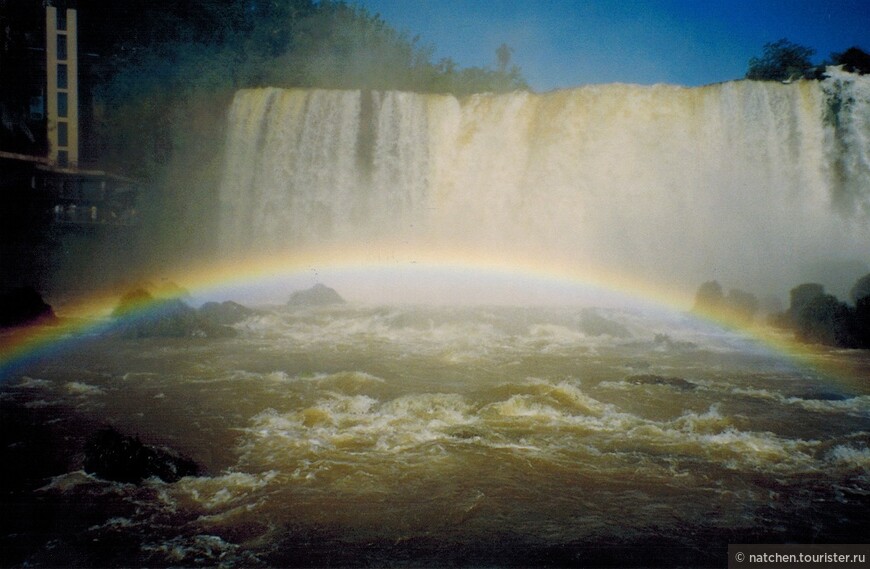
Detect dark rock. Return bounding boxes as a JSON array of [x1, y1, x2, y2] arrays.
[[692, 281, 725, 314], [795, 293, 857, 347], [287, 283, 345, 307], [111, 289, 236, 338], [789, 283, 825, 318], [850, 273, 870, 304], [770, 277, 870, 349], [652, 334, 697, 351], [578, 309, 631, 338], [83, 427, 199, 484], [0, 286, 57, 327], [626, 374, 697, 390], [198, 300, 255, 325], [111, 288, 153, 318], [691, 281, 758, 324]]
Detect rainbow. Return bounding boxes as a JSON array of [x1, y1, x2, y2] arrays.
[[0, 245, 861, 384]]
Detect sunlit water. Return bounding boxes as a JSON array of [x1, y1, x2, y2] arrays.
[[2, 305, 868, 567], [220, 71, 870, 298]]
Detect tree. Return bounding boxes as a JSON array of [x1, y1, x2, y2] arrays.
[[746, 39, 815, 81], [496, 43, 513, 73], [831, 46, 870, 75]]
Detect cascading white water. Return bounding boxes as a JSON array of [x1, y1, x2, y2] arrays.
[[219, 70, 870, 298]]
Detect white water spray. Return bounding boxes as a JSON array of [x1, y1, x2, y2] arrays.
[[219, 72, 870, 298]]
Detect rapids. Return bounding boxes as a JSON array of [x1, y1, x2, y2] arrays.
[[2, 305, 868, 567]]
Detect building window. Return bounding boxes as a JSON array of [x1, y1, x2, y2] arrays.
[[58, 64, 68, 89], [57, 9, 67, 31], [29, 95, 44, 120], [58, 150, 69, 167], [58, 92, 68, 118], [57, 34, 67, 61], [58, 121, 68, 147]]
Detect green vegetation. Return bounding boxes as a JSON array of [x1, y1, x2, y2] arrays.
[[745, 38, 816, 81], [80, 0, 528, 174], [61, 0, 529, 257], [746, 39, 870, 81], [831, 47, 870, 75]]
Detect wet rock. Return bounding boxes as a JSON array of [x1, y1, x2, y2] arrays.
[[626, 374, 697, 390], [652, 334, 697, 351], [0, 286, 57, 327], [578, 309, 631, 338], [287, 283, 345, 307], [198, 300, 256, 325], [83, 427, 199, 484], [111, 289, 236, 338]]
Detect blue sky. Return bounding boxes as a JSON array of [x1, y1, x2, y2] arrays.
[[352, 0, 870, 91]]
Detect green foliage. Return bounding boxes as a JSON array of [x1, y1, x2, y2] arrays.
[[746, 39, 815, 81], [72, 0, 528, 260], [90, 0, 527, 177], [831, 46, 870, 75], [849, 273, 870, 304]]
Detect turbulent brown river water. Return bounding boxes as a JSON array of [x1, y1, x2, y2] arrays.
[[2, 304, 868, 567]]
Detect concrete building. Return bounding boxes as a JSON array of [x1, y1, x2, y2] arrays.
[[45, 5, 79, 168], [0, 3, 139, 230]]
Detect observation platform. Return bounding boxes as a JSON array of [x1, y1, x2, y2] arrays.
[[0, 151, 140, 230]]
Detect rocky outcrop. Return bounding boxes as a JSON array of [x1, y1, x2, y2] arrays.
[[768, 275, 870, 349], [111, 289, 237, 338], [83, 427, 199, 484], [198, 300, 256, 325], [287, 283, 345, 307], [0, 286, 57, 327]]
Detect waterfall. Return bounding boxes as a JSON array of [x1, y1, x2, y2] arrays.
[[218, 71, 870, 297]]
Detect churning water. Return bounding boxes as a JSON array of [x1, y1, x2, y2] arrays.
[[4, 72, 870, 567], [2, 305, 869, 567]]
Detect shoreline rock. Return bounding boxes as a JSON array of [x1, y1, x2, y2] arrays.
[[0, 286, 58, 328]]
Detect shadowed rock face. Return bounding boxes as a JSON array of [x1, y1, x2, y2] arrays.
[[287, 283, 345, 307], [0, 287, 57, 328], [111, 289, 240, 338], [198, 300, 256, 325], [83, 427, 199, 484]]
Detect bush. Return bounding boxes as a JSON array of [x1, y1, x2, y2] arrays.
[[746, 39, 815, 81], [831, 47, 870, 75]]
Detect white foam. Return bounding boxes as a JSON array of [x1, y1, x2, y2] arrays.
[[65, 381, 105, 396], [176, 470, 279, 510], [826, 444, 870, 469], [14, 376, 53, 389]]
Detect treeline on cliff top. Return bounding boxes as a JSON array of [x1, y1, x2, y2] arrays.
[[1, 0, 529, 257], [745, 38, 870, 81], [37, 0, 526, 177]]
